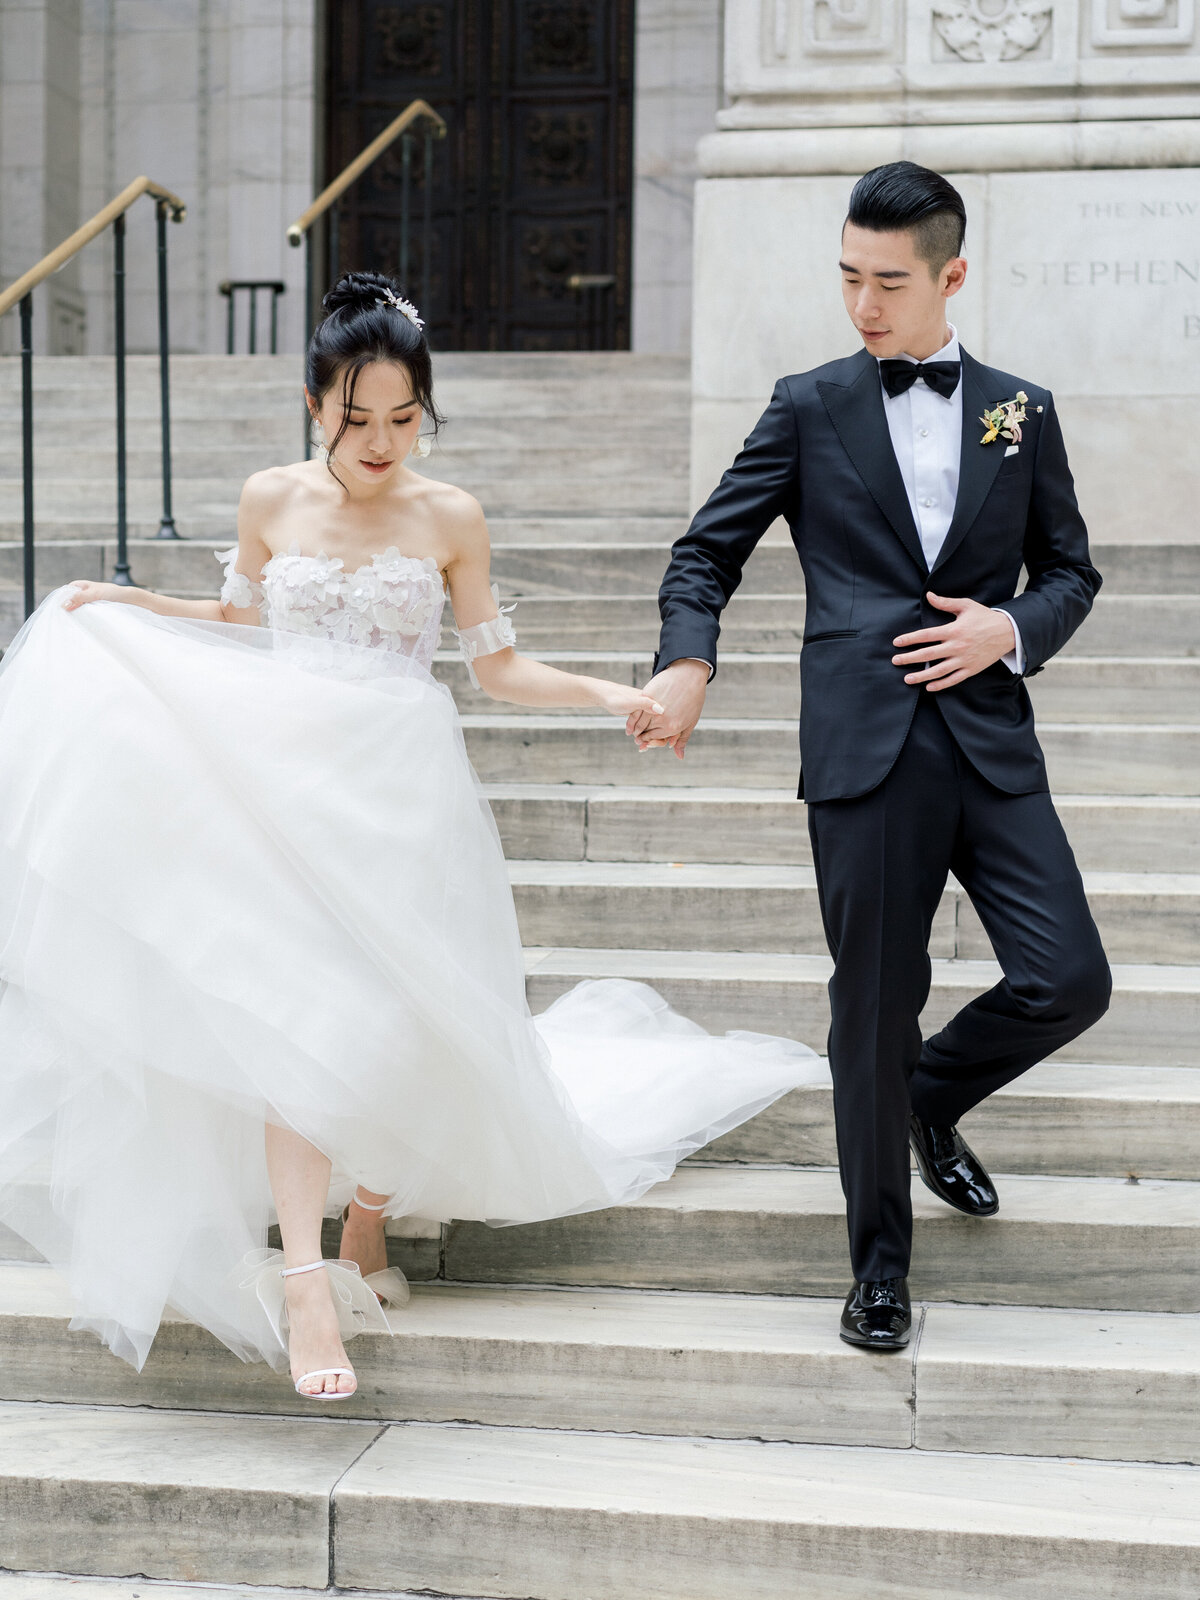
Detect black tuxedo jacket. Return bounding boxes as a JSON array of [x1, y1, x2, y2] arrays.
[[655, 346, 1102, 803]]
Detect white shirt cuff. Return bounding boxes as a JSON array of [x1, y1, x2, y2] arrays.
[[678, 656, 715, 681], [992, 608, 1025, 675]]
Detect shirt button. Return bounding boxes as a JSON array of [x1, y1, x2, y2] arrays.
[[923, 497, 935, 507], [919, 428, 930, 437]]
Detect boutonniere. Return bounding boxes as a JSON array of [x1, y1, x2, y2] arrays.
[[979, 390, 1043, 446]]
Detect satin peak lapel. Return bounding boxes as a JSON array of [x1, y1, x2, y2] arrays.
[[818, 355, 927, 576], [929, 351, 1011, 576]]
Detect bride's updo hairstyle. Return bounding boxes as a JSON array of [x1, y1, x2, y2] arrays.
[[305, 268, 446, 475]]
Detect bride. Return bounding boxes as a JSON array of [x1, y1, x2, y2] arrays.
[[0, 271, 817, 1400]]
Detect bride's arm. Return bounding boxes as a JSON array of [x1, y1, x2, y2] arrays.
[[443, 495, 662, 717], [62, 583, 227, 621], [62, 474, 276, 623]]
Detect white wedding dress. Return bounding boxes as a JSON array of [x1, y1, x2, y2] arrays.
[[0, 545, 820, 1369]]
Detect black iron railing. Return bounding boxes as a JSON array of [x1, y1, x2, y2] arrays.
[[287, 99, 447, 459], [0, 176, 187, 614], [219, 280, 286, 355], [568, 274, 617, 352]]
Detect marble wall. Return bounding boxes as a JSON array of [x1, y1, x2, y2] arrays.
[[633, 0, 722, 353], [689, 165, 1200, 538], [0, 0, 84, 353], [687, 0, 1200, 536], [1, 0, 317, 356]]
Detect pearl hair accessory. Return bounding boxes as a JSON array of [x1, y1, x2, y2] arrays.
[[375, 287, 425, 329]]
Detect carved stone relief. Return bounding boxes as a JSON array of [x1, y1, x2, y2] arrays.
[[931, 0, 1053, 60], [802, 0, 899, 53], [1090, 0, 1194, 44]]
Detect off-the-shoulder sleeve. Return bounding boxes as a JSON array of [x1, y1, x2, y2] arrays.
[[454, 584, 516, 689], [216, 546, 267, 622]]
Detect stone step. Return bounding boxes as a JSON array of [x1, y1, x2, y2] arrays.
[[0, 1400, 376, 1590], [0, 442, 693, 485], [0, 346, 689, 383], [507, 860, 1200, 963], [463, 716, 1200, 796], [0, 410, 688, 450], [701, 1060, 1200, 1179], [0, 473, 689, 520], [0, 513, 690, 548], [1, 1264, 1197, 1465], [450, 592, 1199, 654], [4, 536, 1195, 606], [482, 540, 1200, 596], [444, 1163, 1200, 1312], [0, 537, 764, 597], [485, 783, 1200, 873], [524, 948, 1200, 1068], [329, 1423, 1200, 1599], [0, 1582, 333, 1600], [3, 1400, 1196, 1598], [438, 649, 1200, 725]]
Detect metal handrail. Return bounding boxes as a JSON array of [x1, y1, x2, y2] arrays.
[[288, 99, 447, 459], [1, 176, 187, 617], [219, 280, 286, 354], [0, 176, 185, 317], [286, 100, 445, 246]]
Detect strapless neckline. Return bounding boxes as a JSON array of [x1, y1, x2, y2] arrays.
[[262, 545, 443, 583]]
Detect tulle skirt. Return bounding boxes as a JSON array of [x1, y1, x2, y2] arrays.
[[0, 593, 820, 1368]]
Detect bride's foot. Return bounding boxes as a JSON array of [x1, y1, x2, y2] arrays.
[[339, 1191, 390, 1281], [282, 1263, 356, 1398]]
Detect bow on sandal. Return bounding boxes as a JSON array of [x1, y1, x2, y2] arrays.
[[339, 1190, 412, 1308], [237, 1248, 394, 1398]]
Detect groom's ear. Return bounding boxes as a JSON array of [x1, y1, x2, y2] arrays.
[[941, 256, 968, 299]]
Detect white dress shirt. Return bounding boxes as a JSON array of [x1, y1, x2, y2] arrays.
[[680, 323, 1023, 678], [879, 323, 1024, 674]]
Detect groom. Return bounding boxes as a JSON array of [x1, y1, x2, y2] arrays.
[[629, 161, 1111, 1350]]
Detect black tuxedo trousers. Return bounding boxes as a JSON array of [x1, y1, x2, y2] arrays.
[[807, 693, 1111, 1283]]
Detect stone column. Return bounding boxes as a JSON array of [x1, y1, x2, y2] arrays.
[[633, 0, 723, 354], [689, 0, 1200, 539], [0, 0, 84, 354]]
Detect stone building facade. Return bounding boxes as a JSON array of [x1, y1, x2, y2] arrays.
[[2, 0, 1195, 531], [691, 0, 1200, 530], [0, 0, 722, 357]]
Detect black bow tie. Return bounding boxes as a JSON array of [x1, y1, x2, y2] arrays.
[[880, 359, 961, 399]]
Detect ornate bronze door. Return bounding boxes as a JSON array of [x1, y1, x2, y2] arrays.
[[325, 0, 633, 350]]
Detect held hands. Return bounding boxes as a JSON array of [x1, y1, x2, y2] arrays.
[[592, 681, 666, 720], [892, 593, 1016, 692], [624, 659, 709, 760]]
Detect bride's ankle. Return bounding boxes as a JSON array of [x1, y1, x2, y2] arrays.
[[283, 1264, 336, 1306]]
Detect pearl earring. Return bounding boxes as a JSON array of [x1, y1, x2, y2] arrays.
[[309, 417, 327, 452], [411, 435, 432, 460]]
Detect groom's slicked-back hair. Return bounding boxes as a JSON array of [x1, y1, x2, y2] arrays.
[[846, 162, 966, 275]]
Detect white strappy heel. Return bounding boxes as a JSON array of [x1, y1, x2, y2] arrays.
[[280, 1259, 360, 1400], [340, 1189, 412, 1308]]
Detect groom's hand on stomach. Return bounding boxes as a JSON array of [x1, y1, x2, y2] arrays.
[[626, 658, 710, 758], [892, 593, 1018, 691]]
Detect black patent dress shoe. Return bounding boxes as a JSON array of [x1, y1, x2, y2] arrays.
[[839, 1277, 911, 1350], [909, 1115, 999, 1218]]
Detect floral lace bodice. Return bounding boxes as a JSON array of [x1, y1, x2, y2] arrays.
[[217, 545, 515, 682]]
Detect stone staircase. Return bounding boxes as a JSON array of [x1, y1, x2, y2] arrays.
[[0, 353, 1197, 1599]]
